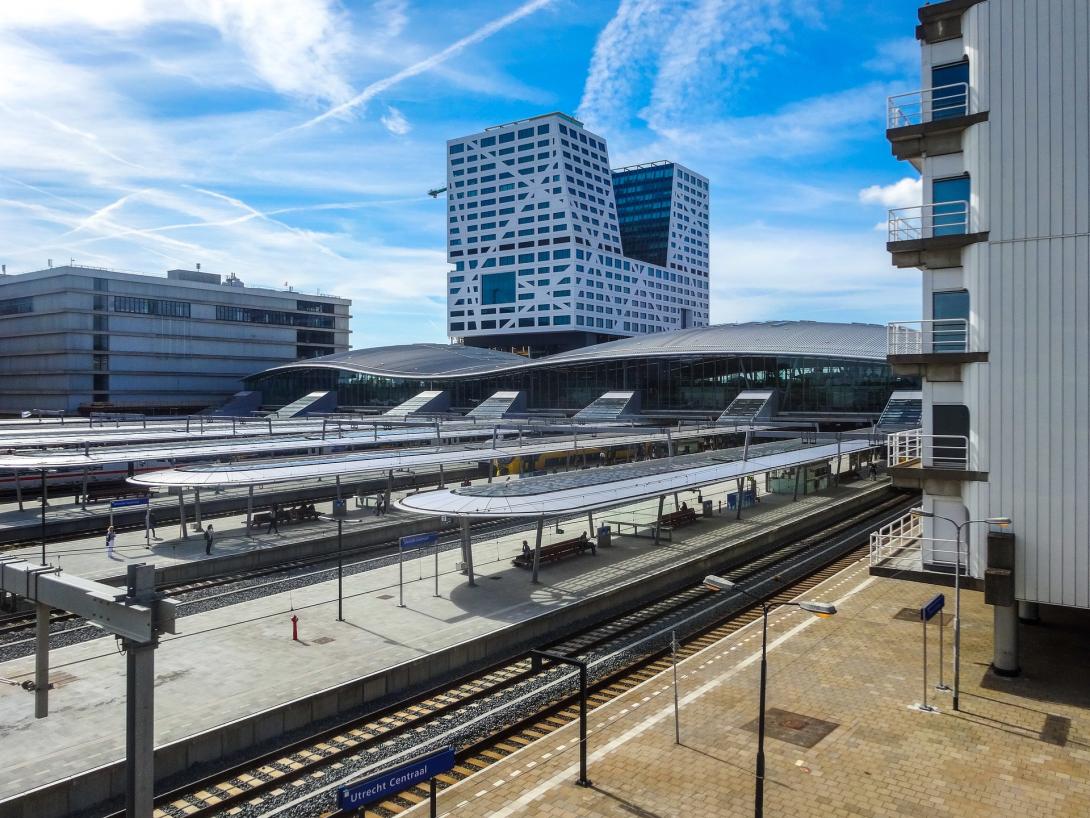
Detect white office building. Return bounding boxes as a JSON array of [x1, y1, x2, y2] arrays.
[[0, 264, 350, 415], [876, 0, 1090, 674], [445, 112, 710, 356]]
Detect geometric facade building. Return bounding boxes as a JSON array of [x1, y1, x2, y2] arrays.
[[445, 112, 710, 356], [881, 0, 1090, 675]]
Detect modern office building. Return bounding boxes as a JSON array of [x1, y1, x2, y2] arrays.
[[246, 320, 915, 418], [877, 0, 1090, 674], [0, 264, 350, 415], [445, 112, 710, 356]]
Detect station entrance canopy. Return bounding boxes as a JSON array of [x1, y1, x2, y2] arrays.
[[124, 425, 732, 490], [397, 438, 875, 518]]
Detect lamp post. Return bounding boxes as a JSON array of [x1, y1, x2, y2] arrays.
[[320, 515, 369, 622], [909, 509, 1010, 711], [703, 575, 837, 818]]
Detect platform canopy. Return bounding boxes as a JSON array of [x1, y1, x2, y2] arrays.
[[0, 424, 519, 471], [396, 438, 875, 518], [124, 425, 736, 489]]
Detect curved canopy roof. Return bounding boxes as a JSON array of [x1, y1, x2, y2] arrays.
[[255, 343, 527, 380], [397, 438, 876, 518], [250, 321, 887, 383]]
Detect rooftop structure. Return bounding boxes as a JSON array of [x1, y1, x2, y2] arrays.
[[444, 113, 710, 356], [245, 320, 918, 416], [0, 264, 350, 416]]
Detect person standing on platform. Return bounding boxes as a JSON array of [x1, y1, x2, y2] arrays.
[[373, 493, 382, 516], [267, 504, 280, 534], [869, 461, 878, 481], [106, 525, 117, 559], [204, 524, 215, 555]]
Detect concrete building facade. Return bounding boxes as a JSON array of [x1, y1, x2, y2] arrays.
[[883, 0, 1090, 673], [0, 265, 350, 415], [445, 113, 710, 356]]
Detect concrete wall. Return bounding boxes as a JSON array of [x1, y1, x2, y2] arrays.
[[0, 482, 891, 818]]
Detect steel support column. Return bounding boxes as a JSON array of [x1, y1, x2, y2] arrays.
[[35, 602, 49, 718], [125, 639, 155, 818], [461, 518, 476, 587], [654, 495, 665, 545], [532, 516, 544, 584], [246, 486, 253, 536]]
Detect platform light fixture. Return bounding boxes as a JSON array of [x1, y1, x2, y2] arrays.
[[905, 508, 1011, 710], [703, 574, 837, 818]]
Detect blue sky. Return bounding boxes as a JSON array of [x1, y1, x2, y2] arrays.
[[0, 0, 926, 348]]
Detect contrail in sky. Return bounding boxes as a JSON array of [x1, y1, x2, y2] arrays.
[[271, 0, 555, 141]]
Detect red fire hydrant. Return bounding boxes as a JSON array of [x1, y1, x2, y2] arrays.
[[291, 614, 299, 641]]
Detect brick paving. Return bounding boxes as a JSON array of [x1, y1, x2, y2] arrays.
[[412, 561, 1090, 818]]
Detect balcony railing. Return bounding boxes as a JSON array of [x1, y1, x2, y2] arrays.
[[888, 201, 969, 242], [887, 428, 969, 470], [887, 319, 969, 356], [887, 82, 969, 128], [869, 510, 962, 572]]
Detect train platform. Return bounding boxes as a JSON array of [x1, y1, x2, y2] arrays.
[[0, 476, 885, 807], [415, 561, 1090, 818], [0, 487, 436, 583]]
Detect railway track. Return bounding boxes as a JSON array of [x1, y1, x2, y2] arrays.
[[108, 490, 913, 818]]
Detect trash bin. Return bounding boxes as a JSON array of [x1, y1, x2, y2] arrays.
[[702, 499, 714, 518], [597, 525, 611, 549], [332, 498, 347, 518]]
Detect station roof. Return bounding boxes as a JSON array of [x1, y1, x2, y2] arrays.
[[251, 321, 888, 382], [396, 438, 875, 518], [0, 417, 363, 449], [126, 425, 741, 489], [0, 425, 517, 470]]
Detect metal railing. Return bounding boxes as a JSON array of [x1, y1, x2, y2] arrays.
[[887, 319, 969, 355], [869, 510, 961, 569], [887, 82, 969, 128], [888, 200, 969, 242], [887, 428, 970, 470]]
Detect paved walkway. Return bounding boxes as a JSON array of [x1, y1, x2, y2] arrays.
[[411, 562, 1090, 818], [0, 477, 879, 803]]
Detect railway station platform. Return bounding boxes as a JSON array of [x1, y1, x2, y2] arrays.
[[416, 561, 1090, 818], [0, 476, 889, 815]]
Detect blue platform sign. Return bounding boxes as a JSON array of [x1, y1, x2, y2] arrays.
[[110, 497, 148, 509], [399, 532, 438, 550], [920, 593, 945, 622], [337, 746, 455, 811]]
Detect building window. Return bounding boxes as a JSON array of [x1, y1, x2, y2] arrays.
[[113, 296, 191, 318], [93, 277, 109, 292], [297, 330, 334, 345], [92, 354, 109, 371], [481, 272, 516, 305], [296, 300, 334, 314], [931, 60, 969, 120], [0, 296, 33, 315], [216, 305, 333, 328], [932, 290, 969, 352], [932, 404, 970, 467], [93, 314, 109, 332], [932, 175, 970, 236], [93, 334, 109, 351], [93, 374, 109, 392]]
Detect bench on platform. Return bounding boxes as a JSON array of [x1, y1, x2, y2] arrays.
[[512, 534, 596, 569], [86, 487, 148, 505], [658, 506, 699, 531]]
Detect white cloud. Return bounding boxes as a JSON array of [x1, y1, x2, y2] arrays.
[[380, 106, 412, 135], [576, 0, 674, 131], [863, 37, 920, 77], [859, 177, 921, 209], [278, 0, 556, 137], [1, 1, 356, 104], [373, 0, 410, 39], [708, 223, 919, 324]]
